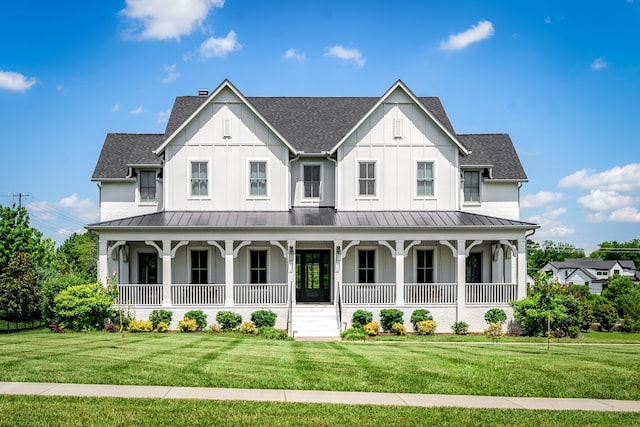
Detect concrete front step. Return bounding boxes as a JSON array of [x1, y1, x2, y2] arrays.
[[291, 305, 340, 338]]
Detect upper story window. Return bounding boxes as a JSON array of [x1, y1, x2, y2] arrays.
[[416, 162, 434, 197], [191, 161, 208, 196], [358, 161, 376, 197], [139, 171, 156, 202], [249, 161, 267, 196], [303, 164, 321, 199], [463, 170, 480, 202]]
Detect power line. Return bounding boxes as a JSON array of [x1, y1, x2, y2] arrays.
[[11, 192, 30, 208]]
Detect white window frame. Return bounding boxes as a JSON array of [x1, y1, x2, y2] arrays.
[[138, 170, 157, 204], [248, 159, 269, 199], [415, 160, 435, 199], [393, 118, 403, 139], [413, 246, 437, 283], [356, 247, 377, 284], [222, 118, 231, 139], [189, 160, 210, 199], [188, 248, 210, 284], [357, 160, 378, 199], [301, 163, 323, 202], [248, 247, 270, 284], [462, 170, 481, 204]]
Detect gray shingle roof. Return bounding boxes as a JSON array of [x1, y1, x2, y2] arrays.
[[92, 133, 164, 180], [88, 208, 537, 229], [458, 134, 527, 181], [548, 258, 636, 271]]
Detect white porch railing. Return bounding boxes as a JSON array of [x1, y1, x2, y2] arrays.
[[342, 283, 396, 305], [405, 283, 456, 304], [233, 283, 288, 305], [116, 284, 163, 306], [466, 283, 517, 304], [171, 284, 225, 305]]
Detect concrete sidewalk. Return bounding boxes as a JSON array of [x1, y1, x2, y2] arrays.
[[1, 382, 639, 412]]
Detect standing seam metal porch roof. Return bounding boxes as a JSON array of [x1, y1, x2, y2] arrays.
[[88, 208, 538, 229]]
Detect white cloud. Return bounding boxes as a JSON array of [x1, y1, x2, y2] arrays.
[[591, 57, 608, 70], [162, 64, 180, 83], [27, 195, 98, 225], [526, 206, 575, 239], [559, 164, 640, 193], [198, 30, 242, 58], [112, 104, 121, 112], [324, 45, 366, 66], [130, 106, 144, 114], [609, 207, 640, 222], [157, 108, 171, 124], [0, 70, 37, 91], [577, 190, 634, 212], [120, 0, 225, 40], [58, 194, 99, 222], [544, 16, 552, 24], [521, 191, 564, 208], [439, 20, 494, 51], [284, 48, 305, 61]]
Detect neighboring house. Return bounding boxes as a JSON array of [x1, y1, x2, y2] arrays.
[[89, 79, 538, 336], [541, 258, 639, 295]]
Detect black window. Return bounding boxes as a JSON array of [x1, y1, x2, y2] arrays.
[[416, 249, 434, 283], [358, 250, 375, 283], [250, 250, 268, 284], [466, 252, 482, 283], [191, 250, 208, 284], [464, 171, 480, 202], [138, 253, 157, 284], [139, 171, 156, 202], [303, 165, 321, 198]]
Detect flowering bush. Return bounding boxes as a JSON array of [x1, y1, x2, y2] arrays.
[[178, 318, 198, 332], [128, 319, 153, 332], [391, 322, 407, 336], [364, 321, 380, 336], [240, 321, 256, 334], [155, 321, 169, 333], [485, 322, 504, 343], [416, 320, 437, 335]]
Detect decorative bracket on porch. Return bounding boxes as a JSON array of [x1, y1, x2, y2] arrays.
[[377, 240, 421, 257], [340, 241, 360, 260], [170, 241, 189, 259], [207, 241, 225, 258], [499, 240, 518, 258], [439, 240, 457, 257], [145, 240, 162, 255], [108, 241, 126, 261], [270, 240, 288, 259], [233, 240, 252, 258], [465, 240, 483, 257]]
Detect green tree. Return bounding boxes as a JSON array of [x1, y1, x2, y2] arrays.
[[56, 230, 98, 282], [0, 204, 52, 270], [590, 239, 640, 266], [0, 252, 41, 316], [527, 240, 585, 275], [602, 275, 640, 322]]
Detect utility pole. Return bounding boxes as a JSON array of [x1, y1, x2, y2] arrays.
[[11, 192, 30, 208]]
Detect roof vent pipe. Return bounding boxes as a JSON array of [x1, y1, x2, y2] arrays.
[[198, 89, 209, 97]]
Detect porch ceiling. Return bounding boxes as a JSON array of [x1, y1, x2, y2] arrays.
[[88, 208, 538, 230]]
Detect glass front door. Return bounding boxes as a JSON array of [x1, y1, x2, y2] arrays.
[[296, 250, 331, 303]]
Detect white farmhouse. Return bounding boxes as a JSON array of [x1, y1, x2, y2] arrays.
[[541, 258, 639, 295], [89, 80, 538, 336]]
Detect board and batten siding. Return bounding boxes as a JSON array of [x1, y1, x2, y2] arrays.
[[461, 181, 521, 220], [290, 158, 336, 207], [163, 88, 291, 211], [99, 181, 161, 222], [336, 88, 460, 211]]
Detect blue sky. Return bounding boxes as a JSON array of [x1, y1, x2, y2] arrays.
[[1, 0, 639, 254]]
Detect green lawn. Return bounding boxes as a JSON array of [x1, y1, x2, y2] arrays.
[[1, 330, 639, 400], [0, 395, 638, 427]]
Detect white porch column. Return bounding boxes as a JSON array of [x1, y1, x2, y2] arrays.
[[162, 240, 172, 306], [517, 238, 527, 299], [395, 240, 405, 305], [98, 239, 108, 285], [456, 239, 466, 322], [224, 240, 234, 306]]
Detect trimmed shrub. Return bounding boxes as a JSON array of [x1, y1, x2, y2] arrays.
[[184, 310, 207, 331], [340, 327, 366, 341], [364, 321, 380, 336], [208, 324, 223, 333], [485, 322, 504, 343], [416, 320, 437, 335], [256, 327, 291, 340], [53, 283, 115, 332], [41, 273, 85, 325], [156, 321, 169, 333], [391, 322, 407, 336], [250, 310, 276, 328], [410, 309, 433, 329], [104, 320, 118, 333], [216, 311, 242, 331], [178, 318, 198, 332], [149, 309, 173, 329], [351, 309, 373, 329], [451, 321, 469, 335], [380, 309, 404, 332], [240, 321, 257, 334], [484, 308, 507, 324], [128, 319, 153, 332]]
